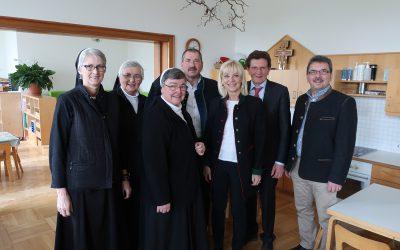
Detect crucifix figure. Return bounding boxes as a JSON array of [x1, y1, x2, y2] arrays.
[[274, 40, 294, 70]]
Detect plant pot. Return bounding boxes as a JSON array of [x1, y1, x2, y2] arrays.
[[29, 83, 42, 96]]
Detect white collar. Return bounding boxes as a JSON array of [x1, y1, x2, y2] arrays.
[[161, 96, 182, 111], [120, 86, 139, 98]]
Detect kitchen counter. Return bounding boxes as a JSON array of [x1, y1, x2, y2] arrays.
[[353, 149, 400, 168]]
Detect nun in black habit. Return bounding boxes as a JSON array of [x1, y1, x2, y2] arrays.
[[140, 68, 209, 250], [112, 60, 147, 249], [49, 48, 132, 250]]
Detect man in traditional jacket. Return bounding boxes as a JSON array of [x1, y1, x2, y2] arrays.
[[141, 68, 208, 250], [286, 55, 357, 250]]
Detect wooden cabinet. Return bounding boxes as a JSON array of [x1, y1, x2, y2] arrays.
[[328, 52, 400, 116], [21, 94, 56, 146], [386, 69, 400, 115], [371, 164, 400, 189], [268, 70, 300, 107], [0, 91, 23, 137]]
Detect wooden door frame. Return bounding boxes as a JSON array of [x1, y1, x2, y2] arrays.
[[0, 16, 174, 76]]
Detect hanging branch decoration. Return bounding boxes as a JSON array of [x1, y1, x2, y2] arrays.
[[181, 0, 248, 32]]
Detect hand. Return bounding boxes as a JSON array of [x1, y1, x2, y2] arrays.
[[122, 180, 132, 199], [156, 203, 171, 213], [271, 163, 285, 179], [327, 181, 342, 192], [203, 166, 212, 182], [195, 142, 205, 156], [284, 170, 291, 178], [251, 174, 261, 186], [56, 188, 73, 217]]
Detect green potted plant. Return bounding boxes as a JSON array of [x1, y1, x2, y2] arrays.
[[8, 62, 55, 96]]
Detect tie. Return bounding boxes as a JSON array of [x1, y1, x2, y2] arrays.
[[254, 87, 263, 98]]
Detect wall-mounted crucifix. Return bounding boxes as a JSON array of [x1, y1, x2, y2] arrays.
[[274, 40, 294, 70]]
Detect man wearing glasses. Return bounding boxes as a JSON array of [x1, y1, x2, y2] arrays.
[[286, 55, 357, 250]]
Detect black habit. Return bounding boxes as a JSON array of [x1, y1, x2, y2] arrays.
[[49, 85, 127, 250], [140, 96, 208, 250], [112, 78, 147, 250]]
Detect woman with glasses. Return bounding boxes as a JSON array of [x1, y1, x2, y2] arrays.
[[140, 68, 208, 250], [50, 48, 131, 250], [203, 60, 266, 250], [112, 60, 147, 249]]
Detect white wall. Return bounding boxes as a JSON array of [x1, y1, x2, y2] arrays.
[[127, 41, 154, 92], [0, 30, 18, 78], [355, 97, 400, 153], [235, 0, 400, 55], [0, 0, 236, 81], [14, 32, 154, 91]]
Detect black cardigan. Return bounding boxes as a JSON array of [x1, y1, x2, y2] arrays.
[[146, 75, 220, 139], [247, 80, 291, 172], [204, 95, 266, 198], [49, 85, 125, 189], [141, 97, 201, 206], [286, 90, 358, 185]]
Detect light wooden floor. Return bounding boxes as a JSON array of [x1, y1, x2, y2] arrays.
[[0, 141, 300, 250]]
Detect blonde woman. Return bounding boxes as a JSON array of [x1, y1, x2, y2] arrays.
[[203, 60, 266, 250]]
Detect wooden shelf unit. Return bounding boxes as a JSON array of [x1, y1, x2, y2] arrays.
[[21, 94, 56, 146], [333, 69, 388, 98], [328, 52, 400, 116], [0, 91, 23, 137]]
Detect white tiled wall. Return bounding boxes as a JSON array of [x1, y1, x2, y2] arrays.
[[355, 97, 400, 153]]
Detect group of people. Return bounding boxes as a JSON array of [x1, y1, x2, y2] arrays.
[[49, 47, 357, 250]]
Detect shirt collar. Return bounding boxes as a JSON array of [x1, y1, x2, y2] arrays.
[[250, 80, 267, 90], [186, 75, 202, 90], [306, 85, 332, 102], [161, 96, 182, 111], [120, 86, 139, 98]]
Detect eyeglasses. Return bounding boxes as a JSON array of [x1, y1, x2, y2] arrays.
[[308, 69, 331, 75], [82, 64, 106, 72], [122, 74, 142, 80], [164, 84, 187, 91]]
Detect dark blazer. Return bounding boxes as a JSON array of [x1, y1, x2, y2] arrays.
[[205, 95, 266, 198], [147, 75, 220, 139], [112, 87, 147, 175], [50, 85, 125, 189], [247, 80, 291, 173], [286, 89, 358, 185], [142, 97, 201, 206]]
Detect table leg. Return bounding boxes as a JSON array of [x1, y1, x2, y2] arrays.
[[326, 216, 336, 250]]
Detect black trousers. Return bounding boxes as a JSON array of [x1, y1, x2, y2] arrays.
[[212, 160, 246, 250], [246, 173, 278, 245]]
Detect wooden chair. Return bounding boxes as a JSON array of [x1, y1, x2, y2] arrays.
[[0, 150, 8, 181], [313, 226, 323, 250], [334, 224, 391, 250], [11, 147, 23, 178]]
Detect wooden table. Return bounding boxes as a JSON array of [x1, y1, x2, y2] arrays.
[[0, 132, 20, 181], [326, 183, 400, 249]]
